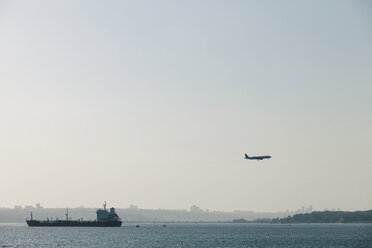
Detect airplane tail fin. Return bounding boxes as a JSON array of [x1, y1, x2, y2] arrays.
[[245, 154, 249, 159]]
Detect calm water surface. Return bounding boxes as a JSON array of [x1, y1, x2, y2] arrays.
[[0, 223, 371, 248]]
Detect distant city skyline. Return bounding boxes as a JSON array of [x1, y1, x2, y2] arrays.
[[1, 202, 317, 223], [9, 202, 316, 212], [0, 202, 355, 214], [0, 0, 371, 212]]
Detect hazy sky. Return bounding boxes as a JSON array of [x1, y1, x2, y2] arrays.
[[1, 0, 371, 212]]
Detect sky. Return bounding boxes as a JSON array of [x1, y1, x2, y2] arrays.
[[0, 0, 371, 212]]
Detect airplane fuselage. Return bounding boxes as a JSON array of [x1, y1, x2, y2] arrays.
[[245, 154, 271, 160]]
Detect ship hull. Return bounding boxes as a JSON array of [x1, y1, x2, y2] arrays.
[[26, 220, 122, 227]]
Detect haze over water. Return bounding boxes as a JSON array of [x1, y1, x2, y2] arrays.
[[0, 0, 371, 213]]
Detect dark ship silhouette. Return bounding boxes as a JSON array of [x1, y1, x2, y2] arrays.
[[26, 202, 122, 227]]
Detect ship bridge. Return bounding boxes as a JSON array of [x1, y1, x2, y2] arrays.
[[96, 202, 121, 222]]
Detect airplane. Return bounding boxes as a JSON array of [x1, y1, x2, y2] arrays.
[[244, 154, 271, 160]]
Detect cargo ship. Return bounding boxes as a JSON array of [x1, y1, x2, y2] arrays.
[[26, 202, 122, 227]]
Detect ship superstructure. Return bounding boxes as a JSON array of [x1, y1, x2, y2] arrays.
[[26, 202, 122, 227], [96, 202, 121, 222]]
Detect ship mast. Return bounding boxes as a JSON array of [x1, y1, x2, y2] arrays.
[[103, 201, 106, 210], [66, 207, 69, 221]]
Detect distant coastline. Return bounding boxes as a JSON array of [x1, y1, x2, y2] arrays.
[[1, 206, 371, 224], [231, 210, 372, 224], [0, 205, 310, 223]]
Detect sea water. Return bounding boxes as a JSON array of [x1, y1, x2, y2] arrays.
[[0, 223, 371, 247]]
